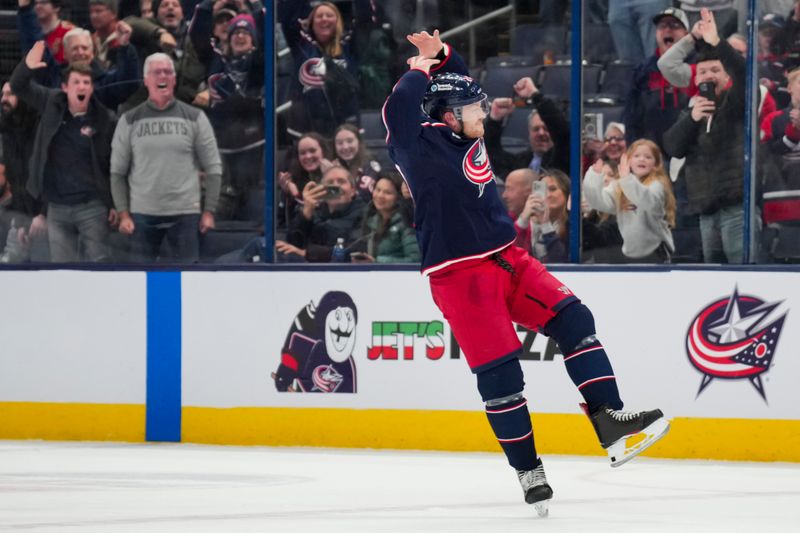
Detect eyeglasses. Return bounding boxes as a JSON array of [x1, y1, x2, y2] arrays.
[[604, 136, 625, 142], [657, 20, 685, 30]]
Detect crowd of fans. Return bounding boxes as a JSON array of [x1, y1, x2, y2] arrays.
[[0, 0, 265, 263], [0, 0, 798, 264]]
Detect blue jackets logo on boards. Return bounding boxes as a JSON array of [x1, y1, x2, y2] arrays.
[[685, 286, 787, 402]]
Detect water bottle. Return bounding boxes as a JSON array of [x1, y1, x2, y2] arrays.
[[331, 237, 348, 263]]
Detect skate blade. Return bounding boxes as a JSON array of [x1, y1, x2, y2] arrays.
[[608, 417, 670, 468], [534, 500, 549, 518]]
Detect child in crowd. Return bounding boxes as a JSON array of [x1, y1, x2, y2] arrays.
[[583, 139, 676, 262]]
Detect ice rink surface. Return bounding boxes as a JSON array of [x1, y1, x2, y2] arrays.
[[0, 441, 798, 533]]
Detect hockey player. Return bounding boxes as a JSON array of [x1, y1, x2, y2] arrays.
[[383, 30, 670, 517]]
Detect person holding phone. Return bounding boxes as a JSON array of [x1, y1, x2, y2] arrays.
[[663, 8, 755, 263], [275, 164, 365, 262], [529, 171, 570, 263]]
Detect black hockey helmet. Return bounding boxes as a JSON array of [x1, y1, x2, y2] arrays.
[[422, 72, 488, 121]]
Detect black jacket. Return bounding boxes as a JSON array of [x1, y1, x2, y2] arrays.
[[10, 61, 117, 211], [663, 40, 753, 215], [484, 91, 570, 180], [288, 196, 366, 262]]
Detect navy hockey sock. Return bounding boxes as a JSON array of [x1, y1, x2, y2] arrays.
[[477, 359, 539, 472], [485, 394, 540, 471], [544, 302, 623, 412]]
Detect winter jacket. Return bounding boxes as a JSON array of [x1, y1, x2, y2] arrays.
[[362, 210, 420, 263], [624, 49, 691, 150], [10, 61, 117, 212], [287, 196, 366, 262], [663, 40, 753, 215]]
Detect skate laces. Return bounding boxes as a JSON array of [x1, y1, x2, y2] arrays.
[[605, 408, 641, 422], [517, 464, 547, 489]]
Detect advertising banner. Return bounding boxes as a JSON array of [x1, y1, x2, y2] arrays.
[[183, 270, 799, 421]]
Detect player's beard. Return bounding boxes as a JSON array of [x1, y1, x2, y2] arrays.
[[462, 119, 485, 139]]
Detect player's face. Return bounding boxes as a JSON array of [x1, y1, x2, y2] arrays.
[[529, 113, 553, 154], [696, 60, 729, 96], [297, 137, 323, 172], [501, 170, 532, 216], [603, 127, 626, 161], [630, 145, 657, 177], [334, 129, 359, 162], [459, 100, 487, 139], [312, 5, 338, 44], [543, 175, 566, 214], [372, 177, 399, 215]]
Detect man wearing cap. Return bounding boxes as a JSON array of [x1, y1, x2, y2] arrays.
[[17, 0, 75, 66], [608, 0, 671, 65], [663, 8, 756, 263], [623, 7, 692, 153]]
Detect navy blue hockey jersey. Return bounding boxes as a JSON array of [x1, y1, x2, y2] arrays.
[[382, 46, 517, 275]]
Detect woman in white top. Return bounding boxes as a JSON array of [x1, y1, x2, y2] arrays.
[[583, 139, 677, 262]]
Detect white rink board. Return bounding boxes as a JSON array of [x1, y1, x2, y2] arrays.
[[182, 270, 800, 420], [0, 271, 147, 404]]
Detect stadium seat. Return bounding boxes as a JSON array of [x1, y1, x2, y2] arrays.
[[538, 63, 602, 100], [510, 24, 567, 64], [360, 110, 386, 141], [481, 64, 542, 98], [599, 61, 634, 102], [501, 109, 531, 144], [570, 24, 618, 64]]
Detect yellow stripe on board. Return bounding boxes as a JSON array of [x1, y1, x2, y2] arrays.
[[0, 402, 145, 442], [183, 407, 800, 463]]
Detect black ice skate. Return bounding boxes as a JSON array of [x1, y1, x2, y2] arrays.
[[516, 462, 553, 517], [582, 403, 670, 468]]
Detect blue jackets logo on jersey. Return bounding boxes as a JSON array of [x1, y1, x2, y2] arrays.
[[685, 286, 787, 402], [462, 139, 493, 197]]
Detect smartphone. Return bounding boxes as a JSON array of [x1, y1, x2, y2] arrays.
[[697, 81, 716, 103], [533, 180, 547, 200], [323, 185, 342, 200]]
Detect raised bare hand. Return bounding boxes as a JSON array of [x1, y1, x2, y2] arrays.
[[406, 29, 443, 59], [25, 41, 48, 70], [406, 55, 440, 75], [489, 97, 514, 121], [513, 77, 538, 98], [698, 8, 720, 46]]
